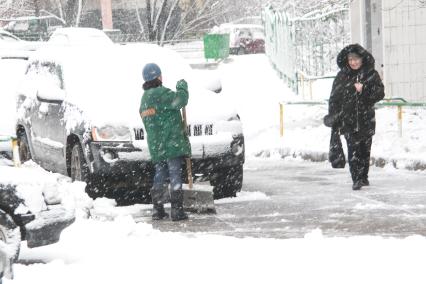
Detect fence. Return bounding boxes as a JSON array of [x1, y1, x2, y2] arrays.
[[262, 5, 350, 94], [279, 99, 426, 138]]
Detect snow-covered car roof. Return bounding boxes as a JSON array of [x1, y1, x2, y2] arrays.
[[47, 27, 114, 46], [21, 43, 237, 128]]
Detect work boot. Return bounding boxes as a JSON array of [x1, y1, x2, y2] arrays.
[[171, 190, 188, 221], [152, 203, 168, 220], [150, 188, 169, 220], [352, 180, 363, 190]]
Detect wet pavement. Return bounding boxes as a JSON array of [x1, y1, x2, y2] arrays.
[[137, 158, 426, 238]]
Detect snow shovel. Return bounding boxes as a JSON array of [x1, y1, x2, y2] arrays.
[[181, 107, 216, 214]]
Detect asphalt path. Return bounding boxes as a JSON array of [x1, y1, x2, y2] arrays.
[[140, 158, 426, 238]]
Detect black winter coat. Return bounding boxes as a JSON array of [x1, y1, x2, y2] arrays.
[[328, 44, 385, 138]]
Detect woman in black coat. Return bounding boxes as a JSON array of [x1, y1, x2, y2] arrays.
[[328, 44, 385, 190]]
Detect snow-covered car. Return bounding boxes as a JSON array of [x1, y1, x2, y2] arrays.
[[0, 29, 21, 43], [0, 29, 45, 56], [15, 44, 245, 202], [0, 181, 75, 263], [3, 15, 64, 36], [0, 56, 29, 155], [48, 27, 114, 46], [213, 24, 265, 55]]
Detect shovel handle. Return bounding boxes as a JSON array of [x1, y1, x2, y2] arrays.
[[185, 157, 193, 189], [182, 107, 193, 189], [182, 107, 188, 134]]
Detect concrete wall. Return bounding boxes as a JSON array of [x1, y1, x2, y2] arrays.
[[350, 0, 365, 46], [382, 0, 426, 102], [351, 0, 426, 102]]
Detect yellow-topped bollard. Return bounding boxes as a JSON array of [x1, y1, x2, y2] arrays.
[[280, 103, 284, 137], [12, 137, 21, 167]]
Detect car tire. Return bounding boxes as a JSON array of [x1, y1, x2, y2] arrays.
[[210, 165, 243, 199], [0, 211, 21, 261], [70, 143, 91, 183], [237, 47, 245, 55], [70, 143, 103, 199], [18, 131, 32, 163]]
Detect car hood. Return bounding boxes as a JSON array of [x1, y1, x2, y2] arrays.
[[65, 84, 238, 131]]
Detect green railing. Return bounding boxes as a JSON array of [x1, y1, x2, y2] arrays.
[[279, 98, 426, 137]]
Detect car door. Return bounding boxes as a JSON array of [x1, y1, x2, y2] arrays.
[[17, 61, 48, 163], [34, 62, 67, 173]]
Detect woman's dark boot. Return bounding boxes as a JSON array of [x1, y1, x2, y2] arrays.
[[352, 180, 363, 190], [171, 190, 188, 221]]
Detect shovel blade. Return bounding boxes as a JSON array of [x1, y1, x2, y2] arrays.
[[182, 184, 216, 214]]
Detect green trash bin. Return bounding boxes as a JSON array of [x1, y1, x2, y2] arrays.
[[203, 34, 230, 60]]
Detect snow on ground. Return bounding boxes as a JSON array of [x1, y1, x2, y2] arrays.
[[1, 52, 426, 283], [216, 54, 426, 169]]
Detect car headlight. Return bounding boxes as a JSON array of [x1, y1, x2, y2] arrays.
[[227, 114, 241, 121], [91, 125, 132, 142]]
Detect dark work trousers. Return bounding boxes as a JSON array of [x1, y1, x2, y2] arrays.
[[151, 156, 184, 204], [344, 134, 373, 183]]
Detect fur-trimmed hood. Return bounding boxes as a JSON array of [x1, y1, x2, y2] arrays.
[[336, 44, 375, 74]]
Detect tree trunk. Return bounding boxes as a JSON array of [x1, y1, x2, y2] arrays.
[[134, 0, 145, 35], [75, 0, 83, 27], [159, 0, 179, 45], [146, 0, 155, 41], [33, 0, 40, 32]]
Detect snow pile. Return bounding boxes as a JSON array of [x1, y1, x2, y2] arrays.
[[216, 54, 426, 170], [0, 161, 90, 216], [14, 218, 426, 284]]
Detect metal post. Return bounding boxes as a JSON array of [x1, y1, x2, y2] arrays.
[[280, 103, 284, 137], [11, 138, 21, 167], [397, 105, 402, 137]]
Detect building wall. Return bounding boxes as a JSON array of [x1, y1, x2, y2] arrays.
[[382, 0, 426, 102], [85, 0, 146, 10], [350, 0, 365, 46]]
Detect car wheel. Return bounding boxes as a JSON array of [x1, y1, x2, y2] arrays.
[[70, 143, 90, 182], [210, 165, 243, 199], [0, 211, 21, 261], [18, 131, 32, 163], [237, 47, 245, 55]]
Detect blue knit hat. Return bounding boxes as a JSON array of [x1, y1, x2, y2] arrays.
[[142, 63, 162, 82]]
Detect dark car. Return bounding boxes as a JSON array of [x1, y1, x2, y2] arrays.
[[0, 182, 75, 264], [216, 24, 265, 55], [15, 44, 245, 204], [231, 28, 265, 55]]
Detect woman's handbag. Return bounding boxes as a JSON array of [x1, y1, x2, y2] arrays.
[[329, 127, 346, 168]]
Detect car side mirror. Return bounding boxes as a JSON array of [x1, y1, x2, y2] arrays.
[[196, 72, 222, 93], [36, 85, 65, 104], [204, 77, 222, 93]]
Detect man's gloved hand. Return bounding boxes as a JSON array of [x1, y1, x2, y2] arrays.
[[176, 79, 188, 91]]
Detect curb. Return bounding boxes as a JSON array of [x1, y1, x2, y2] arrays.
[[254, 148, 426, 171]]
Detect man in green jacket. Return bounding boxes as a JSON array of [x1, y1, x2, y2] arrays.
[[139, 63, 191, 221]]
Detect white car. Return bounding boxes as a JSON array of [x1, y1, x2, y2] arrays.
[[0, 56, 29, 155], [48, 27, 114, 46], [15, 44, 244, 203]]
